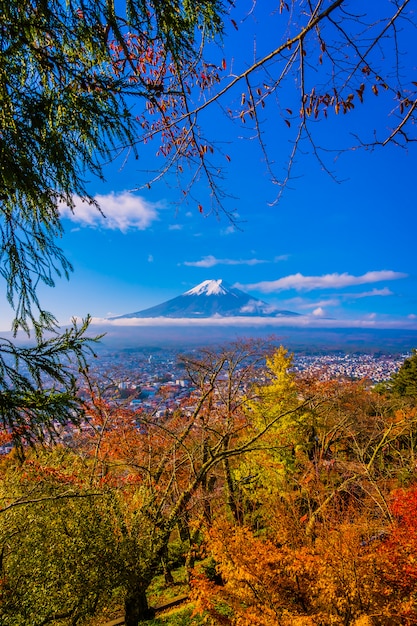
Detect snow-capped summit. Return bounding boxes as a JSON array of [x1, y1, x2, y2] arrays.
[[111, 279, 299, 319], [184, 279, 230, 297]]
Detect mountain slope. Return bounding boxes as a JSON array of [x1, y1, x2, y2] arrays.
[[111, 279, 299, 319]]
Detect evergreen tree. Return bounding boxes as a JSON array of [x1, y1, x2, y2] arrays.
[[390, 349, 417, 397], [0, 0, 227, 448]]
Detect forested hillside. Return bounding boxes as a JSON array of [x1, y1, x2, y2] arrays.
[[1, 344, 417, 625]]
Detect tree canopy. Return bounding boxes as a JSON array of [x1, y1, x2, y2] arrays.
[[0, 0, 228, 444], [390, 349, 417, 397], [0, 0, 228, 331], [2, 345, 417, 624]]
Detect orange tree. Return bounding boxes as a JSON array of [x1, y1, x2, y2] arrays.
[[191, 365, 417, 625], [375, 485, 417, 623], [3, 345, 417, 625]]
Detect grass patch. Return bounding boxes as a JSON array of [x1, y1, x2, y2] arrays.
[[146, 604, 207, 626], [148, 567, 189, 607], [86, 568, 191, 625]]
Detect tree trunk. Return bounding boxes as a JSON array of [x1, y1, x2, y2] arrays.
[[177, 515, 190, 543], [124, 581, 155, 626], [161, 544, 174, 585], [185, 543, 196, 586], [223, 452, 240, 524]]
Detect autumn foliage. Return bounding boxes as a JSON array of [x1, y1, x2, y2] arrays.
[[1, 344, 417, 625]]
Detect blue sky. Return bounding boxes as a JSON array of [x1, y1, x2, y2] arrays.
[[4, 2, 417, 332]]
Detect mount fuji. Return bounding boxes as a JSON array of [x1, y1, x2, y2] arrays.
[[111, 279, 300, 319]]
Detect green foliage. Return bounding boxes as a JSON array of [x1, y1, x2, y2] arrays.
[[0, 0, 227, 448], [0, 448, 188, 625], [390, 349, 417, 397], [0, 316, 100, 452], [0, 0, 226, 332], [0, 457, 119, 625], [167, 540, 188, 570], [198, 557, 220, 584], [147, 567, 189, 604], [0, 0, 126, 331]]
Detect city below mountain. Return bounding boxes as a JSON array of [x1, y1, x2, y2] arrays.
[[111, 279, 300, 319]]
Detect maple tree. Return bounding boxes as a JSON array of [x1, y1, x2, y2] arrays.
[[190, 363, 417, 625], [375, 485, 417, 623], [126, 1, 417, 209], [62, 342, 312, 624]]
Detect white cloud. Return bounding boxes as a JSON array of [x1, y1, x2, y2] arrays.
[[169, 224, 182, 231], [297, 298, 340, 310], [312, 307, 326, 317], [183, 255, 269, 268], [347, 288, 393, 299], [290, 289, 393, 311], [239, 271, 407, 293], [60, 192, 161, 232], [87, 314, 417, 330]]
